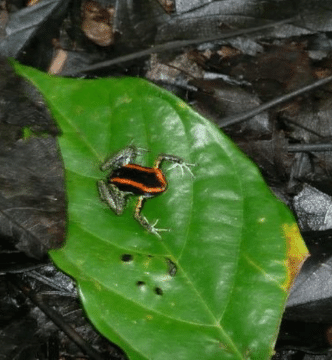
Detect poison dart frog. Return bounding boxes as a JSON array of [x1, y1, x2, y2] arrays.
[[98, 145, 194, 238]]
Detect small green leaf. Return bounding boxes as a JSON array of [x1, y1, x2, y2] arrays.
[[13, 61, 305, 360], [22, 126, 34, 140], [21, 126, 49, 140]]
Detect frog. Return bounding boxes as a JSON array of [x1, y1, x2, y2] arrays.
[[97, 144, 194, 238]]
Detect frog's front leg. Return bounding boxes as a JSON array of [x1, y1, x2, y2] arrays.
[[98, 180, 127, 215], [101, 145, 148, 172]]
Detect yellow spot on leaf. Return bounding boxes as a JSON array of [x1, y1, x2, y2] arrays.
[[177, 100, 187, 108], [143, 257, 152, 269], [282, 223, 309, 291]]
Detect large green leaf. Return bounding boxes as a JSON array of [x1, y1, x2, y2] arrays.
[[14, 62, 301, 360]]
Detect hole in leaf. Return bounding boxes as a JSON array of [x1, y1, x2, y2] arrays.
[[121, 254, 133, 262], [154, 287, 163, 296], [166, 258, 177, 276], [136, 281, 145, 287]]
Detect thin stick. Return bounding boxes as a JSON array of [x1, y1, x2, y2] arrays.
[[219, 75, 332, 127], [288, 143, 332, 152], [73, 17, 298, 75], [7, 274, 107, 360]]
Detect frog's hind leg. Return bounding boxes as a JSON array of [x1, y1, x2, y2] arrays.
[[98, 180, 126, 215], [134, 196, 169, 238]]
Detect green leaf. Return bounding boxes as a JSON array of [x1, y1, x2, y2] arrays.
[[13, 61, 303, 360]]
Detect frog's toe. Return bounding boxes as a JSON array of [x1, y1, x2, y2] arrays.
[[150, 219, 170, 239], [167, 162, 195, 177]]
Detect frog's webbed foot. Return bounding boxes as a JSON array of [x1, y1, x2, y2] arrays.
[[154, 154, 195, 178], [146, 219, 170, 239], [167, 161, 195, 177]]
